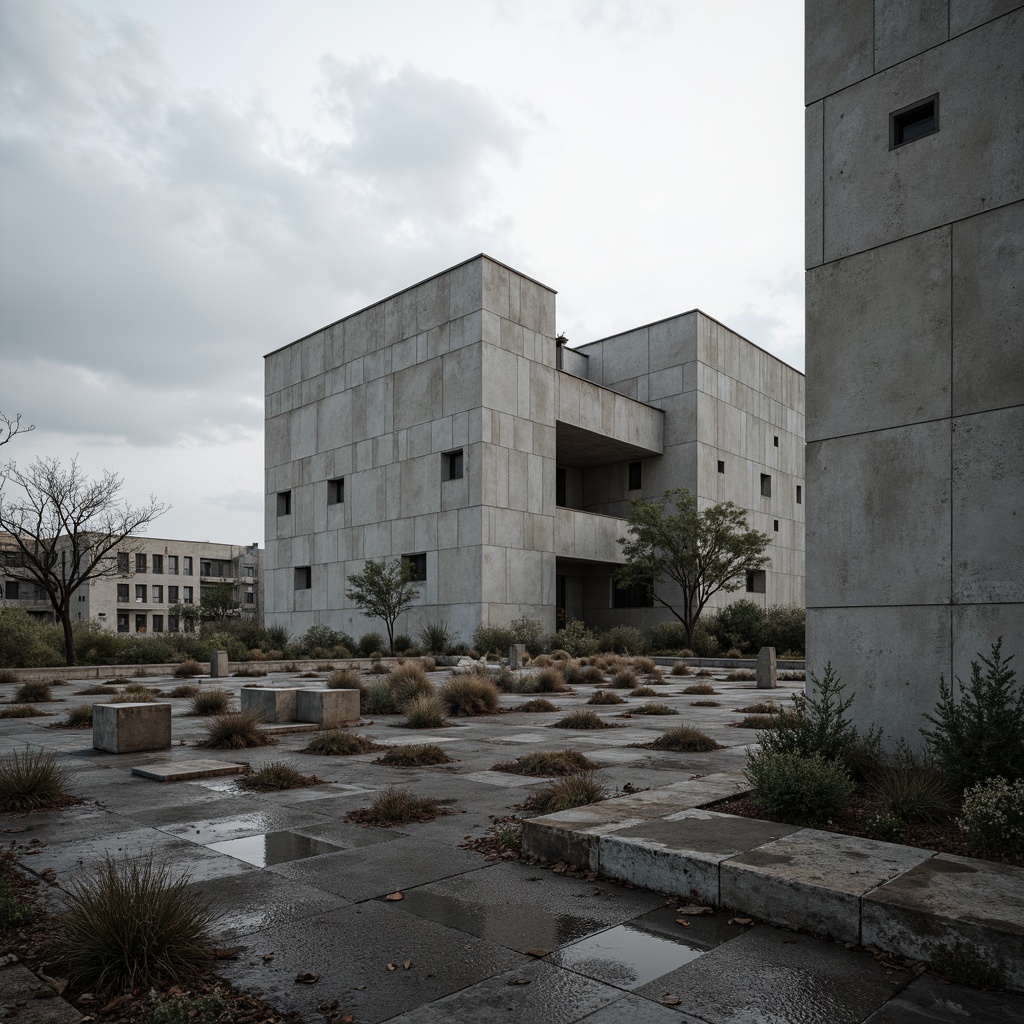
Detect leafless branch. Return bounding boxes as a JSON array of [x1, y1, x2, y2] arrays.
[[0, 410, 35, 447]]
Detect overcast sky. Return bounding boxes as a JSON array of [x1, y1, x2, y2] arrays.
[[0, 0, 804, 545]]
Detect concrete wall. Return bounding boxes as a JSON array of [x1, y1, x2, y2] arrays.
[[805, 1, 1024, 743]]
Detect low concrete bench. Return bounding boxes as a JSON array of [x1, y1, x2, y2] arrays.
[[296, 689, 359, 728], [93, 702, 172, 754], [240, 687, 299, 723]]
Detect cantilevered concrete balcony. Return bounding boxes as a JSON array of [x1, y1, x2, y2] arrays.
[[555, 372, 664, 467], [554, 507, 629, 564]]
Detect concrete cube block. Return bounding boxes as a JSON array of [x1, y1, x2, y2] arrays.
[[508, 644, 527, 669], [93, 703, 172, 754], [210, 650, 229, 678], [296, 688, 359, 728], [756, 647, 777, 689], [240, 687, 298, 723]]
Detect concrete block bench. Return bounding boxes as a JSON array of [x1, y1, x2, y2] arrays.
[[240, 687, 299, 723], [296, 688, 359, 728], [93, 702, 172, 754]]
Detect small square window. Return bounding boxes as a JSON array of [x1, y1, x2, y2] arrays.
[[760, 474, 772, 498], [717, 460, 725, 474], [328, 478, 345, 505], [628, 462, 642, 491], [294, 566, 312, 590], [746, 570, 766, 594], [890, 95, 938, 149], [402, 553, 427, 582], [796, 485, 802, 505], [773, 520, 779, 532], [444, 450, 464, 481], [773, 435, 779, 447], [277, 490, 292, 516]]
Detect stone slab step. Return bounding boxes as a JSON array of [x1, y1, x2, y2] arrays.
[[257, 722, 320, 734], [131, 759, 247, 782]]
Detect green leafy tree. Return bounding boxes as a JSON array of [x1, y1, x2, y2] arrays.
[[615, 488, 771, 649], [168, 602, 201, 633], [199, 582, 239, 624], [345, 558, 420, 655]]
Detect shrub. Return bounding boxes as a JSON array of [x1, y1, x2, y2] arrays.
[[705, 599, 764, 654], [375, 744, 453, 767], [200, 711, 274, 749], [402, 693, 448, 729], [189, 689, 232, 716], [528, 667, 567, 693], [759, 606, 806, 656], [630, 685, 658, 697], [508, 615, 547, 656], [588, 690, 624, 705], [921, 639, 1023, 789], [871, 747, 955, 825], [0, 748, 72, 811], [745, 751, 855, 826], [148, 988, 232, 1024], [357, 632, 387, 657], [631, 703, 678, 716], [0, 704, 46, 719], [551, 710, 610, 730], [645, 621, 691, 653], [524, 772, 608, 814], [472, 624, 516, 658], [64, 704, 94, 728], [691, 620, 719, 658], [514, 698, 559, 713], [362, 681, 398, 715], [327, 668, 361, 689], [388, 663, 433, 707], [959, 777, 1024, 856], [691, 700, 721, 707], [418, 621, 455, 655], [727, 669, 756, 681], [670, 662, 692, 676], [487, 667, 517, 691], [13, 680, 53, 703], [304, 730, 381, 756], [550, 619, 599, 658], [683, 683, 717, 695], [439, 674, 500, 716], [561, 663, 604, 686], [52, 854, 212, 991], [238, 760, 320, 791], [597, 625, 649, 656], [725, 647, 743, 660], [348, 786, 447, 825], [609, 668, 638, 689], [172, 660, 204, 679], [168, 684, 201, 698], [298, 624, 342, 655], [493, 750, 598, 776], [631, 657, 656, 674], [647, 725, 719, 752]]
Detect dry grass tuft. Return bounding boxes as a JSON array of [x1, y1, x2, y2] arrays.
[[513, 698, 560, 713], [200, 710, 275, 749], [172, 660, 204, 679], [375, 743, 453, 767], [587, 690, 625, 705], [238, 760, 322, 791], [492, 750, 597, 776], [646, 725, 720, 752], [13, 681, 53, 703], [347, 786, 450, 826], [0, 748, 73, 811], [551, 710, 612, 730], [439, 673, 501, 716], [524, 772, 608, 814], [327, 668, 361, 689], [188, 689, 232, 716], [670, 662, 693, 676], [682, 683, 718, 695], [303, 730, 382, 756], [401, 693, 449, 729]]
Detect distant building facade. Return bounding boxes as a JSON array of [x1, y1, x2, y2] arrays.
[[0, 536, 264, 632], [264, 255, 804, 642], [805, 2, 1024, 740]]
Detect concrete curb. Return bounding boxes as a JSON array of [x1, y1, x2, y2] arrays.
[[521, 771, 1024, 992]]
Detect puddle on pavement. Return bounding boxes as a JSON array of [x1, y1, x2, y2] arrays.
[[206, 830, 340, 867], [551, 922, 705, 989]]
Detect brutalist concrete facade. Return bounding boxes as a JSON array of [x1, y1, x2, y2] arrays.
[[265, 255, 804, 643], [805, 2, 1024, 742]]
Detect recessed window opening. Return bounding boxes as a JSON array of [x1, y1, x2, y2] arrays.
[[773, 436, 779, 447], [760, 474, 772, 498], [277, 490, 292, 516], [796, 485, 802, 505], [444, 449, 464, 481], [294, 566, 312, 590], [612, 580, 653, 608], [717, 460, 725, 474], [328, 478, 345, 505], [135, 553, 147, 573], [628, 462, 642, 491], [746, 570, 766, 594], [556, 467, 567, 507], [773, 520, 779, 532], [890, 95, 938, 149], [403, 553, 427, 582]]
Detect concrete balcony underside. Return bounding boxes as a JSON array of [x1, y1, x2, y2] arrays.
[[554, 507, 629, 564]]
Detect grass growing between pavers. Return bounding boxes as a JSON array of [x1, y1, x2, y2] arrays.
[[346, 786, 453, 826], [302, 730, 383, 756], [0, 748, 76, 812], [492, 750, 599, 777], [375, 743, 453, 767], [237, 760, 323, 792], [522, 772, 607, 814], [636, 725, 721, 752], [199, 711, 276, 750]]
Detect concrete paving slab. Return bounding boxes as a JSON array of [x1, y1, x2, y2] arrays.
[[600, 810, 800, 905], [861, 854, 1024, 991], [131, 758, 246, 781], [157, 808, 331, 845], [721, 829, 935, 943], [380, 959, 624, 1024], [585, 748, 648, 763], [635, 924, 914, 1023], [213, 899, 526, 1024], [0, 961, 80, 1024], [577, 993, 703, 1023], [862, 973, 1024, 1023], [460, 770, 551, 787], [256, 722, 319, 735]]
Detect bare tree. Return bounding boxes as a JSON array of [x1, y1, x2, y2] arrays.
[[0, 457, 168, 665], [0, 410, 34, 447]]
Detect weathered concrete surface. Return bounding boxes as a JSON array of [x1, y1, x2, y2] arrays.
[[240, 686, 298, 723], [756, 647, 777, 689], [210, 650, 230, 678], [0, 961, 80, 1024], [721, 829, 935, 944], [92, 702, 172, 754], [295, 688, 359, 728], [131, 759, 246, 782], [862, 854, 1024, 991]]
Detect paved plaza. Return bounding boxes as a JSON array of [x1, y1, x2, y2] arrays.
[[1, 665, 1020, 1022]]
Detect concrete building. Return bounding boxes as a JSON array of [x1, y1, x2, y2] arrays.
[[0, 536, 264, 633], [805, 2, 1024, 742], [264, 256, 804, 643]]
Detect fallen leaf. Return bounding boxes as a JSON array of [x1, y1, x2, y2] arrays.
[[506, 977, 531, 986], [386, 963, 396, 972], [675, 919, 690, 927], [661, 995, 682, 1006], [262, 954, 275, 962], [294, 971, 320, 984], [728, 917, 754, 926], [676, 904, 712, 915], [524, 948, 548, 958], [403, 960, 412, 970], [385, 892, 404, 901]]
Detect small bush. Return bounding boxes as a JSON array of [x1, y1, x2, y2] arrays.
[[959, 777, 1024, 856], [561, 663, 604, 686], [725, 647, 743, 660], [375, 743, 453, 767], [631, 657, 657, 674], [147, 987, 232, 1024], [487, 667, 517, 691], [304, 730, 381, 756], [514, 698, 559, 713], [691, 621, 719, 658], [0, 748, 72, 811], [597, 625, 649, 656], [922, 639, 1023, 789], [745, 751, 855, 826], [52, 854, 213, 991], [493, 750, 598, 776], [648, 725, 719, 753], [473, 624, 516, 659], [238, 760, 320, 791], [362, 681, 398, 715], [691, 700, 721, 707], [200, 711, 274, 749], [872, 747, 955, 824], [189, 689, 232, 716], [609, 668, 638, 689], [0, 704, 46, 719], [388, 663, 434, 706], [524, 772, 608, 814], [168, 684, 201, 698], [402, 693, 448, 729], [644, 621, 691, 652], [705, 599, 764, 654], [439, 673, 500, 716], [13, 680, 53, 703], [930, 940, 1006, 990], [418, 621, 454, 655], [631, 703, 678, 716], [739, 714, 778, 729], [670, 662, 692, 677], [348, 786, 448, 825], [530, 667, 568, 693], [64, 704, 94, 728], [357, 632, 387, 657], [550, 620, 599, 658], [327, 668, 361, 690], [172, 660, 204, 679], [630, 685, 658, 697], [682, 683, 717, 695], [551, 710, 611, 730], [588, 690, 624, 705]]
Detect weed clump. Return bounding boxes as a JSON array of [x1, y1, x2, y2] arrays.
[[172, 660, 204, 678], [75, 684, 112, 696], [727, 670, 756, 682], [630, 685, 658, 697], [168, 684, 201, 699], [670, 662, 692, 677], [513, 699, 560, 713], [871, 747, 955, 825], [304, 730, 381, 756], [375, 744, 453, 767], [738, 714, 778, 729], [439, 674, 500, 716], [13, 681, 53, 703], [631, 703, 678, 716], [189, 689, 232, 716], [682, 683, 717, 695], [646, 725, 719, 753], [524, 773, 608, 814], [691, 699, 721, 707], [200, 710, 274, 749], [347, 786, 449, 826], [551, 710, 611, 730], [64, 704, 94, 728], [327, 668, 361, 690], [52, 854, 213, 991], [532, 667, 569, 693], [588, 690, 625, 705], [0, 748, 72, 811], [0, 704, 47, 719], [238, 760, 321, 791], [745, 751, 854, 826], [959, 777, 1024, 856], [609, 668, 638, 689], [492, 750, 597, 776], [401, 693, 449, 729], [110, 685, 159, 703]]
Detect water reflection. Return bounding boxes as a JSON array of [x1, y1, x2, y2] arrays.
[[207, 830, 339, 867]]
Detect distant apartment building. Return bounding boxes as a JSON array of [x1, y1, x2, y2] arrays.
[[264, 255, 804, 642], [0, 536, 264, 633]]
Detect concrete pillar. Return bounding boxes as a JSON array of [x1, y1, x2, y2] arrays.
[[756, 647, 777, 690], [210, 650, 229, 678], [509, 644, 527, 670]]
